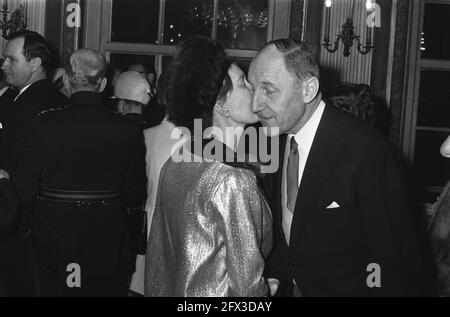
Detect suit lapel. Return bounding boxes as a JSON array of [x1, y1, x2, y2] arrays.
[[290, 105, 342, 248]]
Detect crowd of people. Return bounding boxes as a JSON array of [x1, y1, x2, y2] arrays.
[[0, 30, 447, 297]]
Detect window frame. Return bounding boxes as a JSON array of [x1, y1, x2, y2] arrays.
[[83, 0, 291, 75], [402, 0, 450, 195]]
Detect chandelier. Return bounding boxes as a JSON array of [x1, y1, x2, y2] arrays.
[[186, 2, 268, 48], [322, 0, 374, 57], [0, 2, 28, 39]]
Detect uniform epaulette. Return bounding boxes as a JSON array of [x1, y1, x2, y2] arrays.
[[38, 105, 69, 117]]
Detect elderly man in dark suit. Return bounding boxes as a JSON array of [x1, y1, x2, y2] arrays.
[[249, 39, 423, 297], [14, 48, 147, 297]]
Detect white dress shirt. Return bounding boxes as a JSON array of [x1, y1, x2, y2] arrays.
[[281, 100, 326, 244], [0, 86, 8, 97]]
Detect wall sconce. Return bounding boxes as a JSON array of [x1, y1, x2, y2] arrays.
[[322, 0, 374, 57], [0, 2, 28, 39]]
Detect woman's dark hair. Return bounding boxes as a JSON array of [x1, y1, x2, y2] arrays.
[[166, 36, 232, 131], [327, 83, 377, 125]]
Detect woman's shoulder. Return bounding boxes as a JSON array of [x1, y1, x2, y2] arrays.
[[212, 162, 259, 191]]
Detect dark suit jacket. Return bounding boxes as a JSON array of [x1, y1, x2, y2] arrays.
[[0, 179, 17, 228], [13, 91, 147, 295], [264, 104, 422, 297], [0, 79, 68, 171]]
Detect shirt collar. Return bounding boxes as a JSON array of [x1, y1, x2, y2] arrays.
[[14, 83, 33, 101], [289, 100, 326, 155]]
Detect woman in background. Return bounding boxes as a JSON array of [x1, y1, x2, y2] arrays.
[[129, 71, 186, 296], [327, 83, 390, 136], [145, 36, 272, 297]]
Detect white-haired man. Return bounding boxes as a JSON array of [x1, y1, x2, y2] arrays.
[[14, 49, 147, 296]]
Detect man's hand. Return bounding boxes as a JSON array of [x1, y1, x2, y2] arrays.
[[0, 169, 10, 180], [267, 278, 280, 296]]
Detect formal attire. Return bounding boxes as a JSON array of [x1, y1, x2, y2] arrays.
[[264, 101, 422, 296], [0, 87, 17, 168], [13, 91, 147, 296], [0, 79, 68, 172], [0, 79, 67, 297], [0, 178, 17, 228], [123, 113, 152, 131], [0, 178, 18, 297], [145, 139, 273, 297], [129, 117, 185, 295], [142, 97, 166, 129]]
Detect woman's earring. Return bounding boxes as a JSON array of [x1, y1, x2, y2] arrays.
[[222, 107, 230, 118]]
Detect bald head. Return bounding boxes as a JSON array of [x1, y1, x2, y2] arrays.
[[64, 49, 107, 93], [114, 71, 151, 105]]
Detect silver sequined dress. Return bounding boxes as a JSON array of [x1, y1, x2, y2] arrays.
[[145, 145, 273, 297]]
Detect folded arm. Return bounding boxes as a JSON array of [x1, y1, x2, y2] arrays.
[[212, 168, 270, 297]]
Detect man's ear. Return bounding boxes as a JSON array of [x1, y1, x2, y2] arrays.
[[302, 77, 320, 104], [99, 77, 107, 93], [30, 57, 42, 72]]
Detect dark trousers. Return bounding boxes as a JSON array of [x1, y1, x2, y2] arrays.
[[0, 228, 36, 297]]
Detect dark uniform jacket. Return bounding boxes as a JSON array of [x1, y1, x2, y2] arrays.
[[0, 178, 18, 297], [264, 104, 423, 297], [0, 78, 68, 171], [13, 91, 147, 296], [0, 79, 67, 296], [0, 178, 17, 229]]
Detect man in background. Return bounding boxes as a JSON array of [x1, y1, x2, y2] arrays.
[[0, 31, 67, 297], [114, 70, 151, 130], [128, 63, 156, 98], [127, 63, 165, 128], [0, 31, 68, 171]]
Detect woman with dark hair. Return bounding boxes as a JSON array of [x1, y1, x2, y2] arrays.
[[145, 36, 272, 297]]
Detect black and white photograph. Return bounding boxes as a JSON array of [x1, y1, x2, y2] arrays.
[[0, 0, 449, 300]]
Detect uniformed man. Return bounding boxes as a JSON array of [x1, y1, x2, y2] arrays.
[[14, 49, 147, 297], [0, 31, 68, 171], [0, 31, 66, 297]]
